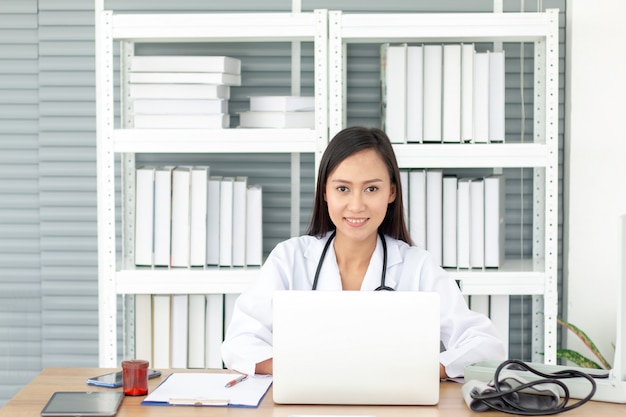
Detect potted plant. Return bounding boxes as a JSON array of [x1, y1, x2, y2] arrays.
[[557, 318, 612, 370]]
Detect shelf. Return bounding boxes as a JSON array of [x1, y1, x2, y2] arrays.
[[393, 143, 549, 169], [452, 259, 546, 295], [116, 267, 258, 294], [333, 11, 554, 43], [113, 128, 318, 153], [115, 260, 545, 296], [111, 12, 319, 42]]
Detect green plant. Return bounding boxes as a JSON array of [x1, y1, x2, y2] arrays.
[[557, 317, 612, 370]]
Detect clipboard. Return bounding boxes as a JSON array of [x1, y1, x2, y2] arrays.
[[141, 373, 272, 408]]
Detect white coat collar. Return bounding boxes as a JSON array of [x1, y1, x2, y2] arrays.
[[304, 232, 402, 291]]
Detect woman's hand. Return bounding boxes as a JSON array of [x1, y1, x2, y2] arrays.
[[255, 358, 273, 375], [440, 363, 448, 379]]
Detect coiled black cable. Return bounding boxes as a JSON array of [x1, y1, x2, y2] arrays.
[[469, 359, 602, 415]]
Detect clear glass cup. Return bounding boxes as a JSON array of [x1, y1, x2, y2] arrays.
[[121, 359, 149, 396]]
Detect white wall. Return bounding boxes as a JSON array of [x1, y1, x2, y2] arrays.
[[565, 0, 626, 364]]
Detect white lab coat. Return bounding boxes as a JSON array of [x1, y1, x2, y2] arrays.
[[221, 232, 506, 377]]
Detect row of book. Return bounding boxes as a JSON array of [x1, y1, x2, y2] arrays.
[[400, 170, 505, 269], [129, 55, 241, 129], [127, 54, 317, 129], [134, 166, 263, 268], [382, 43, 505, 144], [135, 293, 238, 369]]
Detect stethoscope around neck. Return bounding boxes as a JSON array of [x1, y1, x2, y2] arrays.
[[311, 230, 395, 291]]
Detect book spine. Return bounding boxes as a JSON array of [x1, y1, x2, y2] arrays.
[[442, 44, 462, 143], [406, 46, 424, 143], [423, 45, 443, 142]]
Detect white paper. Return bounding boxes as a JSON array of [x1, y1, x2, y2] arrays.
[[142, 373, 272, 407]]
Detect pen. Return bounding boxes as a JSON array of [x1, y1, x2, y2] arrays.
[[224, 374, 248, 388]]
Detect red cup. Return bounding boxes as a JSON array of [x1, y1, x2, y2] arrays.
[[121, 359, 149, 396]]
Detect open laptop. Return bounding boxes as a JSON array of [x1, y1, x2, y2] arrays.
[[272, 290, 440, 405]]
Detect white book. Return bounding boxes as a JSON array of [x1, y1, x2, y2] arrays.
[[490, 295, 510, 357], [170, 166, 191, 268], [134, 167, 155, 266], [224, 294, 238, 336], [219, 177, 235, 267], [238, 111, 314, 128], [153, 166, 174, 267], [406, 45, 424, 143], [134, 99, 228, 115], [484, 174, 506, 268], [457, 178, 471, 269], [189, 166, 209, 267], [129, 83, 230, 100], [381, 43, 407, 143], [426, 169, 443, 266], [470, 178, 485, 269], [205, 294, 224, 369], [250, 95, 315, 112], [134, 294, 153, 363], [187, 294, 206, 369], [246, 184, 263, 266], [170, 294, 189, 369], [442, 44, 462, 143], [409, 169, 427, 249], [129, 71, 241, 86], [423, 45, 443, 142], [489, 50, 506, 143], [134, 114, 229, 129], [461, 44, 475, 142], [473, 52, 490, 143], [206, 176, 222, 266], [400, 169, 409, 225], [232, 176, 248, 267], [442, 176, 458, 268], [130, 55, 241, 74], [152, 294, 171, 368]]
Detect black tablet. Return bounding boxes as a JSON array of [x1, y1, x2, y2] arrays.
[[40, 391, 124, 417]]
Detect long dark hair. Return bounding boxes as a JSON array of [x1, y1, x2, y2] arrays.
[[306, 126, 412, 245]]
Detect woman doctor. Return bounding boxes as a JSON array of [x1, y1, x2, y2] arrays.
[[221, 126, 506, 379]]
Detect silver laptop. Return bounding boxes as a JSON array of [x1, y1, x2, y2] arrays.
[[272, 290, 440, 405]]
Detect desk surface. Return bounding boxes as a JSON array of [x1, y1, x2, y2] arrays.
[[0, 368, 623, 416]]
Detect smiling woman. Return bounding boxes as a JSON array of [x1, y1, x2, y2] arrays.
[[221, 126, 507, 380], [322, 131, 400, 290]]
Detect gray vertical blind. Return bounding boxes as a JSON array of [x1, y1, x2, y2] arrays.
[[0, 0, 565, 405], [38, 0, 99, 369], [0, 0, 41, 406]]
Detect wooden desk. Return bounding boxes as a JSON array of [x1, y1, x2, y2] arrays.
[[0, 368, 623, 416]]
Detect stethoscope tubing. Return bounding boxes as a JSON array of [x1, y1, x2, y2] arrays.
[[311, 230, 393, 291]]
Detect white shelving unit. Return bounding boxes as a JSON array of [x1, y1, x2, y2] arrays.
[[329, 10, 559, 363], [96, 7, 559, 367], [95, 8, 328, 367]]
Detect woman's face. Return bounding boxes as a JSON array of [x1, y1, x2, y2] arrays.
[[324, 149, 396, 243]]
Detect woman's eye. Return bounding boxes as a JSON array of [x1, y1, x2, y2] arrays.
[[365, 186, 378, 192], [336, 186, 348, 192]]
